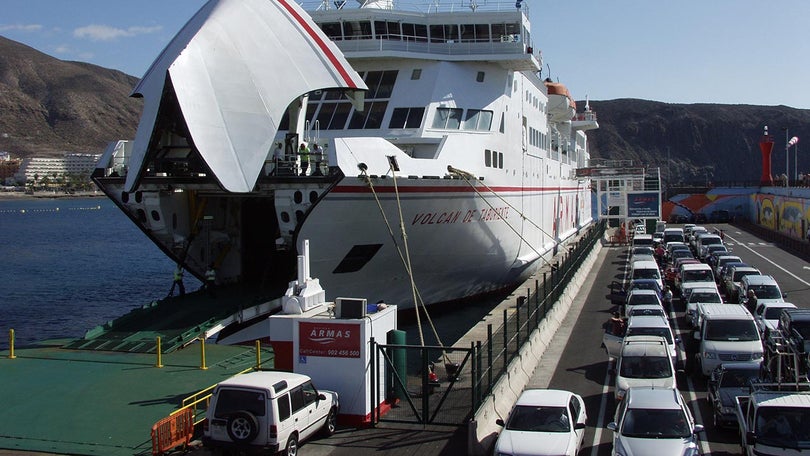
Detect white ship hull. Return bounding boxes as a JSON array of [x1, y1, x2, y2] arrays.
[[93, 0, 597, 309]]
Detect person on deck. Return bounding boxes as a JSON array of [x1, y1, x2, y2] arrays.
[[310, 143, 324, 176], [298, 143, 310, 176], [168, 264, 185, 297]]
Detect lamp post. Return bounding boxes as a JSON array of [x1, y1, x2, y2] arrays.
[[784, 127, 790, 187], [789, 136, 800, 183]]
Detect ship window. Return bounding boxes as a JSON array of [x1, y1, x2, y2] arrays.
[[411, 69, 422, 80], [316, 102, 352, 130], [499, 113, 505, 133], [320, 22, 342, 40], [462, 109, 492, 131], [374, 20, 401, 40], [151, 210, 160, 222], [348, 101, 388, 129], [344, 20, 372, 40], [402, 23, 427, 42], [333, 244, 383, 274], [432, 107, 463, 129], [475, 24, 490, 42], [388, 107, 425, 129], [484, 149, 492, 167], [499, 152, 504, 169], [476, 71, 485, 83]]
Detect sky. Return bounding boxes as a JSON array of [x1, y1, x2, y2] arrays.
[[2, 0, 810, 109]]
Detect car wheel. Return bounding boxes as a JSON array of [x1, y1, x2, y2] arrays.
[[285, 434, 299, 456], [226, 410, 259, 443], [321, 407, 337, 436]]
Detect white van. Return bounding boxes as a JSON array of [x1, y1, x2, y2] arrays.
[[203, 371, 339, 454], [630, 260, 663, 291], [694, 303, 763, 376]]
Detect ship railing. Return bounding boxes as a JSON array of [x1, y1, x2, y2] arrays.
[[333, 37, 529, 57], [303, 0, 530, 15]]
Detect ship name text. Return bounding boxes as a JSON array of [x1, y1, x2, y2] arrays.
[[411, 207, 509, 225]]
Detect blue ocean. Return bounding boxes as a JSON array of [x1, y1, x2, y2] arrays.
[[0, 197, 200, 349]]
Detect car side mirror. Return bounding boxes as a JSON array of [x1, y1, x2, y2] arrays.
[[693, 424, 705, 434], [496, 418, 505, 427], [783, 292, 788, 298], [318, 393, 326, 401], [575, 422, 586, 430], [606, 422, 617, 432]]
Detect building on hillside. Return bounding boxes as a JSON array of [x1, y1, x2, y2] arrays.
[[0, 158, 22, 186], [14, 153, 101, 186]]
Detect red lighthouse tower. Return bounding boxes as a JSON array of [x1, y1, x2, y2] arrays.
[[759, 126, 774, 186]]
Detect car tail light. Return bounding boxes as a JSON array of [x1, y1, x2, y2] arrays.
[[269, 424, 277, 438]]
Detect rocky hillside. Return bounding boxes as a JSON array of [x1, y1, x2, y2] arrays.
[[0, 36, 141, 157], [587, 99, 810, 185], [1, 35, 809, 186]]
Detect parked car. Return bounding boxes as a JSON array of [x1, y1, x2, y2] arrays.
[[494, 389, 587, 456], [607, 387, 703, 455], [707, 362, 762, 428], [612, 336, 676, 402], [753, 301, 797, 335], [722, 265, 759, 303], [203, 371, 339, 455]]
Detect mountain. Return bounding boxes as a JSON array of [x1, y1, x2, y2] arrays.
[[2, 35, 810, 186], [586, 99, 810, 185], [0, 35, 142, 157]]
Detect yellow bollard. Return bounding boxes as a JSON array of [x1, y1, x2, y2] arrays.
[[255, 340, 261, 369], [199, 336, 208, 370], [155, 336, 164, 368], [8, 329, 16, 359]]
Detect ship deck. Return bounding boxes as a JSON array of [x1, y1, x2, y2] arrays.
[[0, 340, 272, 456]]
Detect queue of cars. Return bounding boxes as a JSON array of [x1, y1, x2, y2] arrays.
[[493, 221, 808, 456]]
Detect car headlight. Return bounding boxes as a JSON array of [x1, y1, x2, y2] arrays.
[[751, 352, 763, 360], [703, 351, 716, 359]]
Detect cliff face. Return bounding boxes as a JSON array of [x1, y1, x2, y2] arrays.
[[0, 36, 142, 157], [587, 99, 810, 184], [2, 35, 810, 184]]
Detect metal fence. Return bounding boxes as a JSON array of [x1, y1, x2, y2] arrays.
[[368, 220, 606, 425]]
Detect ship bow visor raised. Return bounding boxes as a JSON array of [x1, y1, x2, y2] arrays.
[[125, 0, 367, 193]]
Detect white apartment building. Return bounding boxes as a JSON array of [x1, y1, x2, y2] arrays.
[[15, 153, 102, 185]]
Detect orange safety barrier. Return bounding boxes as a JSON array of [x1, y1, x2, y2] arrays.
[[151, 407, 194, 455]]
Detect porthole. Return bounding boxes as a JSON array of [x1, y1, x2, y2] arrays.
[[294, 191, 303, 204], [309, 191, 318, 204], [135, 191, 143, 203], [121, 192, 129, 203], [137, 209, 147, 223], [151, 210, 161, 221], [295, 210, 304, 223], [281, 211, 290, 223]]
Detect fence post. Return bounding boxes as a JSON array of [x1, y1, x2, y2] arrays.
[[487, 324, 493, 394], [476, 340, 483, 407], [155, 336, 163, 368], [526, 288, 532, 338], [8, 329, 16, 359], [503, 309, 509, 366], [255, 340, 262, 369], [470, 341, 477, 413], [199, 336, 208, 370], [370, 337, 377, 425]]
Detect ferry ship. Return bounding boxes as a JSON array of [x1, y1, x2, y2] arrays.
[[93, 0, 598, 311]]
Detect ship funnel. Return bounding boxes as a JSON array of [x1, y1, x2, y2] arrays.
[[759, 125, 774, 186]]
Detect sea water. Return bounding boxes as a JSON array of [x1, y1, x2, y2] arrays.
[[0, 197, 196, 349]]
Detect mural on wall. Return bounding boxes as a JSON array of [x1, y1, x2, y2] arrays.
[[753, 193, 808, 238], [663, 190, 752, 222]]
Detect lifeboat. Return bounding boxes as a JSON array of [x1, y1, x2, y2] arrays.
[[545, 80, 576, 123]]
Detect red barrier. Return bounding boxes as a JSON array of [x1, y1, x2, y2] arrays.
[[151, 408, 194, 455]]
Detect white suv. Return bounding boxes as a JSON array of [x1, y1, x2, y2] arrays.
[[203, 371, 339, 455]]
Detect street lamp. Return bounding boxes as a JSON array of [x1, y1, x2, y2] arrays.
[[790, 136, 800, 183], [783, 127, 789, 186]]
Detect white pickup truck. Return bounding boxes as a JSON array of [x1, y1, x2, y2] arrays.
[[735, 383, 810, 455]]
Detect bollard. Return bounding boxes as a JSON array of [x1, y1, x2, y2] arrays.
[[8, 329, 16, 359], [255, 340, 261, 369], [155, 336, 164, 368], [199, 336, 208, 370]]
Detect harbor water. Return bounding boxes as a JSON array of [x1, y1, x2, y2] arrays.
[[0, 196, 195, 349]]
